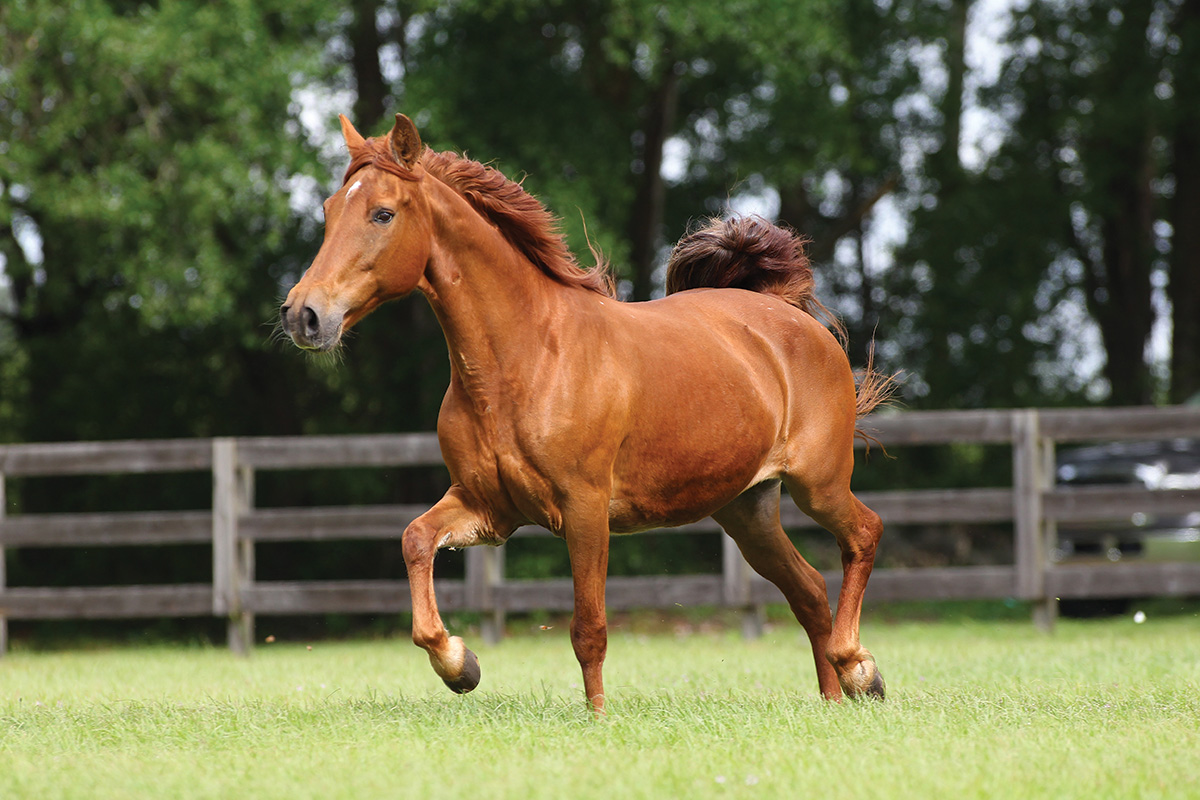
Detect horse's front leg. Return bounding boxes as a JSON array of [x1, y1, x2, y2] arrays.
[[402, 487, 491, 694], [564, 503, 611, 715]]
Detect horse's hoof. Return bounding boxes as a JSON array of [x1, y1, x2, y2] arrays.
[[441, 646, 481, 694], [865, 663, 886, 700], [842, 655, 886, 701]]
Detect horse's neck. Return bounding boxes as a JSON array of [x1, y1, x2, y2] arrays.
[[420, 180, 569, 393]]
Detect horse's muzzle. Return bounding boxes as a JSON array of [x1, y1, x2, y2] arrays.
[[280, 302, 341, 351]]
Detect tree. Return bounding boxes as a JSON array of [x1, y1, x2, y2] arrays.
[[884, 0, 1199, 408], [0, 0, 337, 443], [965, 0, 1193, 406], [893, 0, 1088, 408], [729, 0, 931, 369], [1168, 0, 1200, 403]]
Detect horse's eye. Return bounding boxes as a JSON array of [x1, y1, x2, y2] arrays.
[[373, 209, 395, 224]]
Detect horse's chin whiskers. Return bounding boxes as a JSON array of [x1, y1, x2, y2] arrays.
[[304, 339, 346, 365], [265, 318, 293, 348]]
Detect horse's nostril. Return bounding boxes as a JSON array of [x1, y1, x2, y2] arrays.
[[302, 306, 320, 337], [280, 304, 291, 323]]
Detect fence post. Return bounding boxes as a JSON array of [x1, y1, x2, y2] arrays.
[[722, 534, 764, 639], [1039, 433, 1058, 628], [237, 458, 256, 649], [213, 438, 254, 654], [1013, 410, 1057, 631], [465, 546, 505, 645], [0, 471, 7, 657]]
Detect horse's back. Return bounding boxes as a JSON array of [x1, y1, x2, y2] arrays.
[[618, 288, 855, 416]]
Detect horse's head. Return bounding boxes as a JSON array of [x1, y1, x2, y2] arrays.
[[280, 114, 432, 351]]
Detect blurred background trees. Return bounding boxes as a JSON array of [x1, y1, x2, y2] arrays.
[[4, 0, 1196, 450], [0, 0, 1197, 598], [0, 0, 341, 445]]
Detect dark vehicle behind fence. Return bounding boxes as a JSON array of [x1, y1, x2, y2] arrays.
[[1053, 398, 1200, 615], [1055, 436, 1200, 562]]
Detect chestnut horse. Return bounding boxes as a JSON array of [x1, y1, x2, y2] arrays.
[[281, 114, 890, 713]]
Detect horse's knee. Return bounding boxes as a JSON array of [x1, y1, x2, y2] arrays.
[[402, 518, 437, 566], [859, 505, 883, 546], [795, 594, 833, 636]]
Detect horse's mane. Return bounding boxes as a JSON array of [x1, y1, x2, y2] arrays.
[[344, 138, 615, 298]]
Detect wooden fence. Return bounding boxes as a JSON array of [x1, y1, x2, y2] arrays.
[[1, 406, 1199, 654]]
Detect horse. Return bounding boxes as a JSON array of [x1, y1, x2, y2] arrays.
[[281, 113, 891, 714]]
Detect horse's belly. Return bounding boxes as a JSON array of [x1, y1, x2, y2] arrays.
[[607, 431, 779, 533], [606, 469, 770, 533], [606, 497, 709, 534]]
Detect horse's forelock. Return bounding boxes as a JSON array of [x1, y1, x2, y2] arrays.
[[342, 138, 421, 185]]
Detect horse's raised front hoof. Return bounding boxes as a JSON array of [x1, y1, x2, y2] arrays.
[[441, 646, 481, 694], [841, 655, 886, 701]]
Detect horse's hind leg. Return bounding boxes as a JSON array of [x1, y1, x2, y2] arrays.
[[713, 481, 841, 699], [785, 477, 885, 700]]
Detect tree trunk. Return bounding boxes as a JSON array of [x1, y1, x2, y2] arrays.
[[935, 0, 968, 182], [1086, 145, 1157, 406], [1170, 0, 1200, 404], [1075, 2, 1160, 406], [627, 66, 679, 301], [349, 0, 388, 132], [778, 175, 896, 266]]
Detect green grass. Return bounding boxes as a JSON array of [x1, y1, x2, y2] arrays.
[[2, 613, 1199, 799]]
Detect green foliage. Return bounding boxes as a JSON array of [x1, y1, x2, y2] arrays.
[[0, 0, 348, 449], [1, 0, 330, 326], [398, 0, 847, 289], [900, 0, 1195, 407]]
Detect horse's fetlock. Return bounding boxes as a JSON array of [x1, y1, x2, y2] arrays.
[[411, 625, 445, 652], [825, 645, 867, 670]]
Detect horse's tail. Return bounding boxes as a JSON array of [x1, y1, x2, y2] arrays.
[[665, 216, 846, 344], [852, 341, 899, 449], [665, 216, 897, 434]]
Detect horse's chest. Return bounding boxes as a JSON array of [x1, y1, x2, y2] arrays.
[[496, 451, 565, 531], [441, 429, 565, 533]]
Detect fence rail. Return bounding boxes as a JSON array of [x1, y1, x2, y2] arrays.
[[2, 406, 1199, 653]]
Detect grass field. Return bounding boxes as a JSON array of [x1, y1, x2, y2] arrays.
[[2, 610, 1198, 799]]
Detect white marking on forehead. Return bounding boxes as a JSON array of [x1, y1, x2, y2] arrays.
[[345, 179, 363, 200]]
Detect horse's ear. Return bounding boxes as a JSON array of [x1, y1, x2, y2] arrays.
[[339, 114, 366, 150], [388, 113, 423, 168]]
